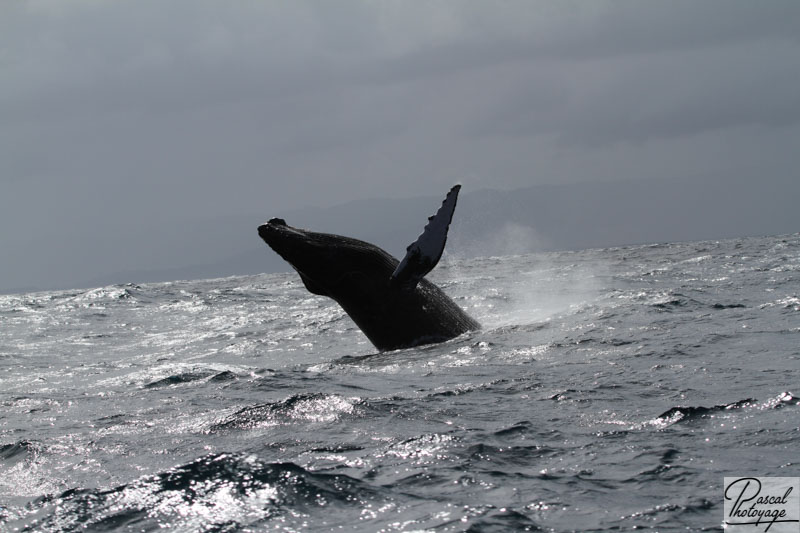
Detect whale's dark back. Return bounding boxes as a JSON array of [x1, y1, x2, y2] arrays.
[[335, 272, 479, 351]]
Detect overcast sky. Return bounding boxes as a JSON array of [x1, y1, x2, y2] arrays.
[[2, 1, 799, 291]]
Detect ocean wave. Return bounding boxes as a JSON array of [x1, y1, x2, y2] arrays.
[[0, 440, 41, 465], [650, 392, 796, 427], [7, 453, 394, 532], [212, 393, 360, 430], [652, 399, 755, 426]]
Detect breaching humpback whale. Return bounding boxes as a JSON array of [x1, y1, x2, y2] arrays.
[[258, 185, 479, 351]]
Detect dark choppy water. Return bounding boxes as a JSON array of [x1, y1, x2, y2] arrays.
[[1, 234, 798, 532]]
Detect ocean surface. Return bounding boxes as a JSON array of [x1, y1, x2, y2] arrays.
[[1, 233, 798, 532]]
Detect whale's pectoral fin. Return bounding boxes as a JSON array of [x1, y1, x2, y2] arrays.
[[390, 184, 461, 289], [299, 272, 329, 296]]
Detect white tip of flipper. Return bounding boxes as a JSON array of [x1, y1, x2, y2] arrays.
[[390, 184, 461, 289]]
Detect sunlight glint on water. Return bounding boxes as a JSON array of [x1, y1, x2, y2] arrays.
[[0, 234, 798, 531]]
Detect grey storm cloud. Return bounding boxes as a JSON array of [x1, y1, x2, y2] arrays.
[[1, 0, 799, 291]]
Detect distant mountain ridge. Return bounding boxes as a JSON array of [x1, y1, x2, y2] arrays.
[[6, 175, 797, 293]]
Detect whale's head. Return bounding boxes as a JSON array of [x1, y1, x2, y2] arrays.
[[258, 218, 322, 271], [257, 218, 397, 297]]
